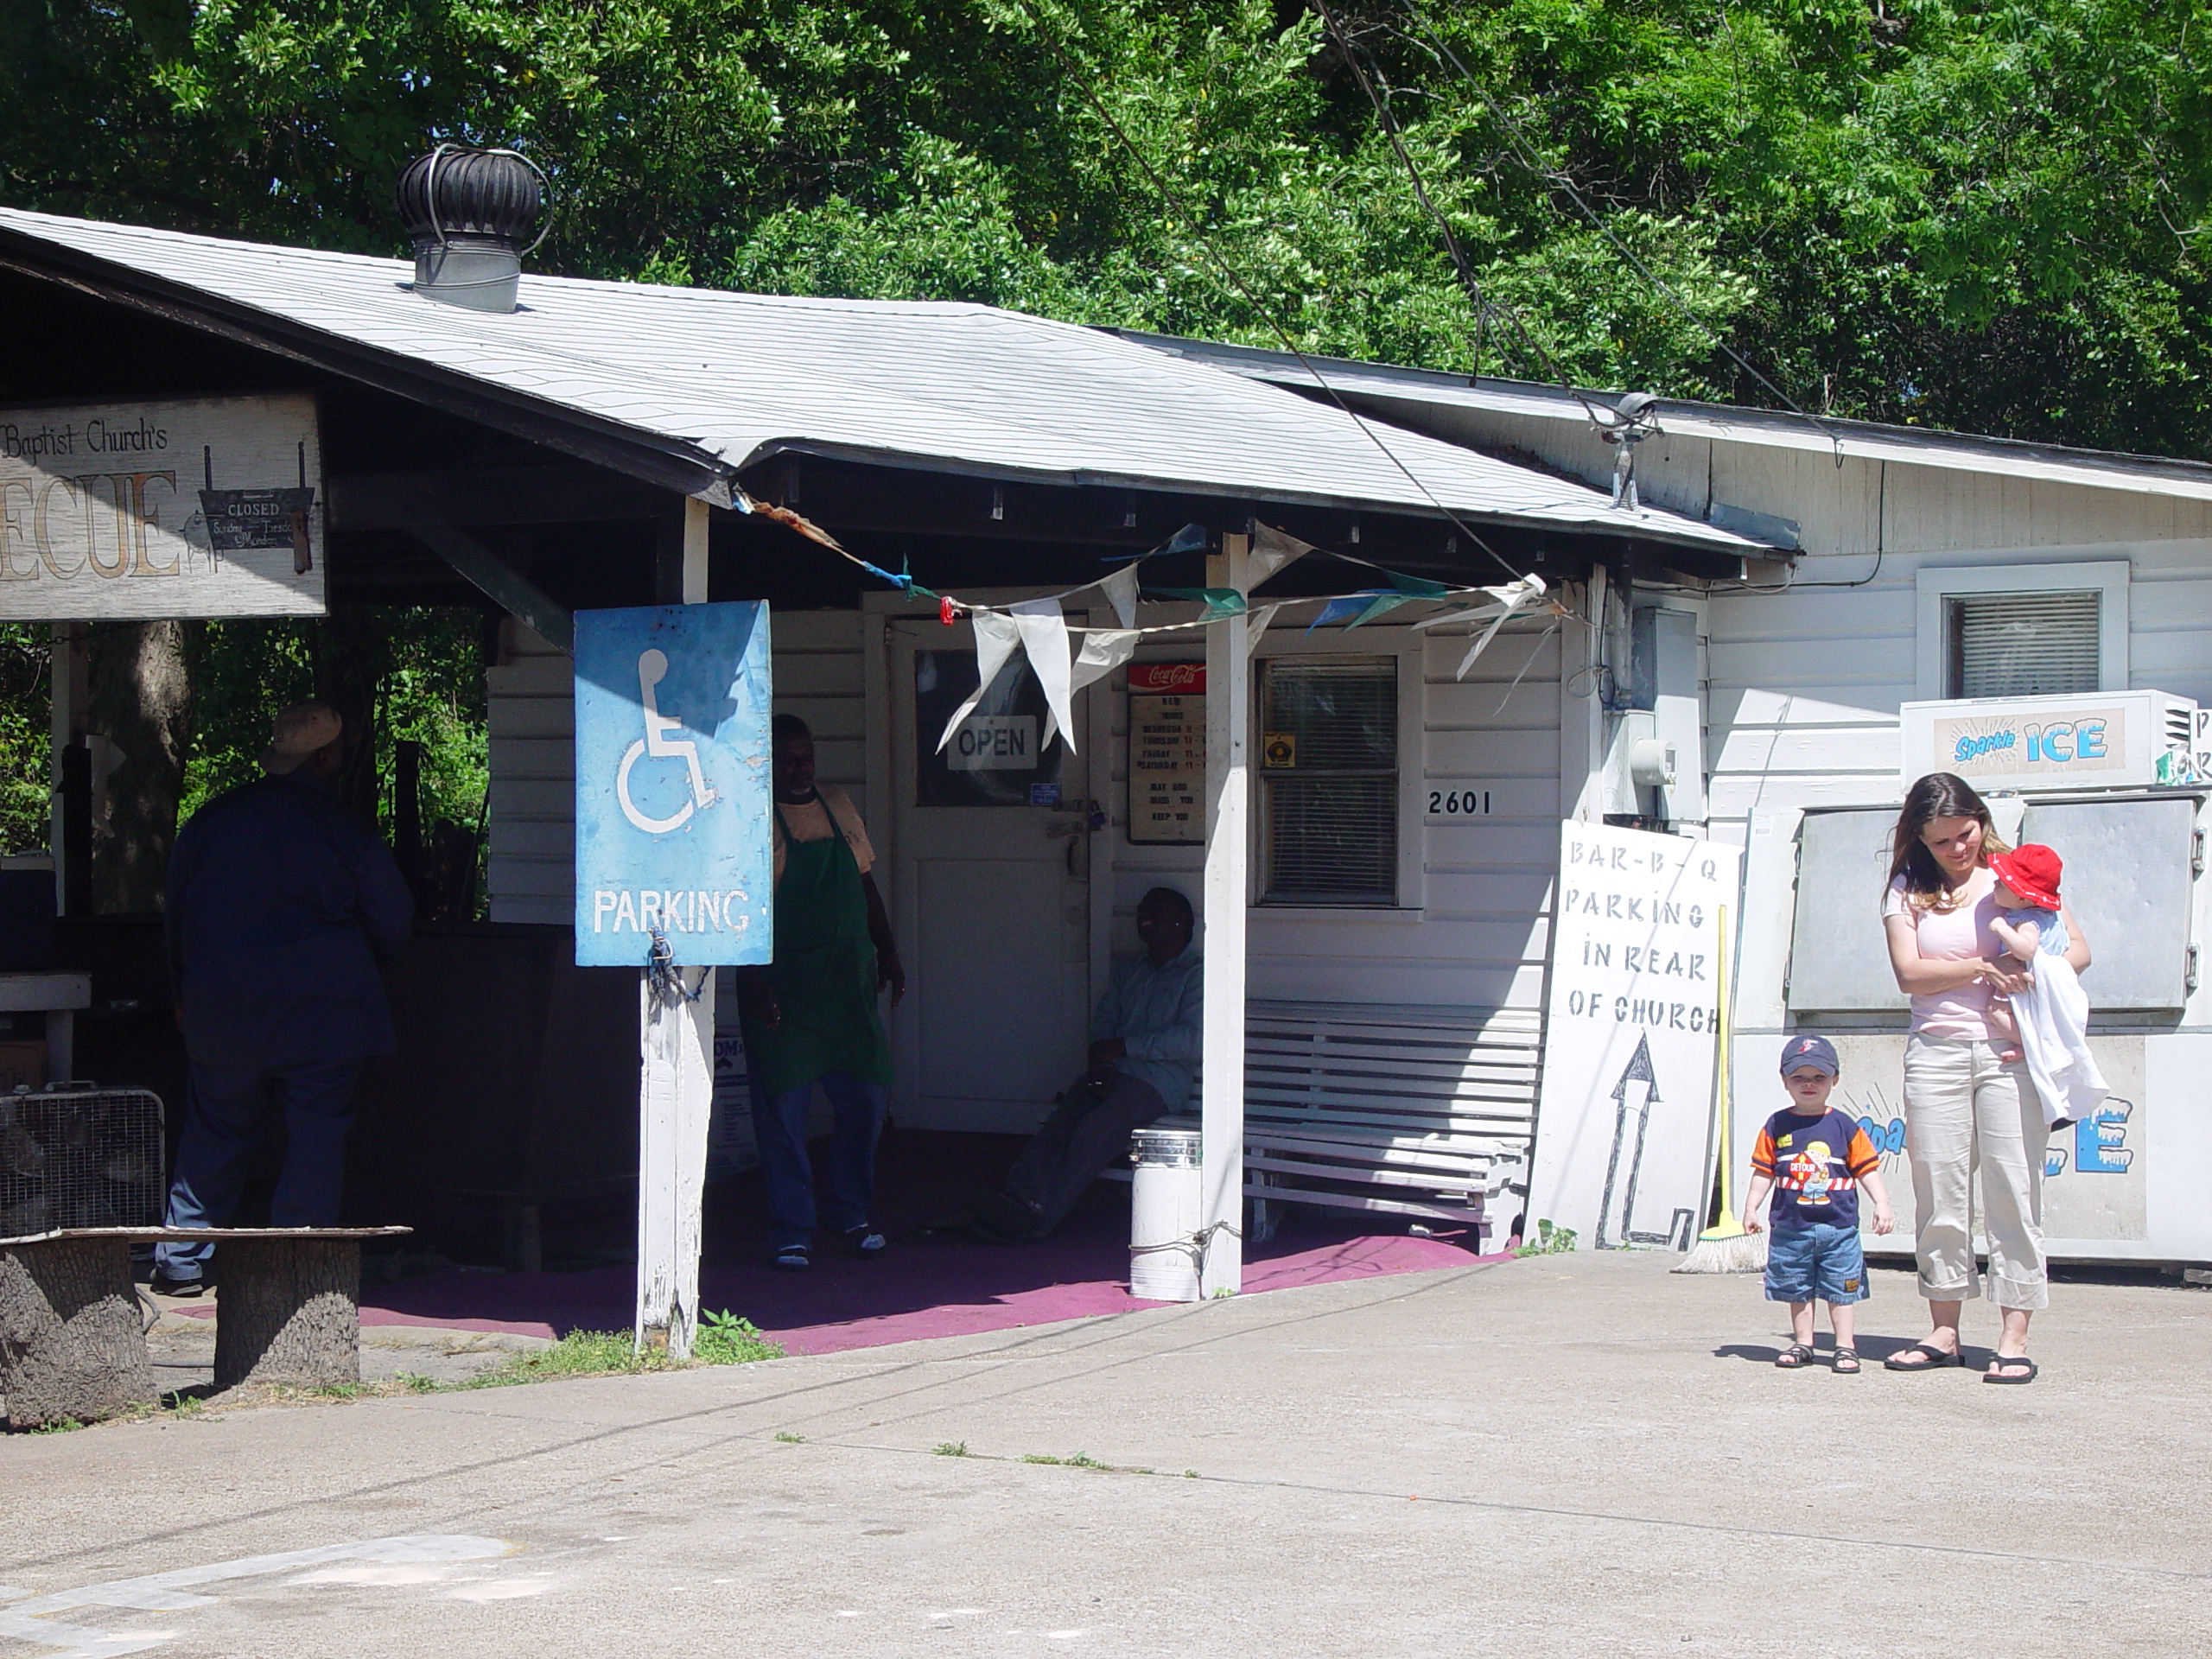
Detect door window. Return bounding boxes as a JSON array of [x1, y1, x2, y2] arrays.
[[914, 649, 1065, 807]]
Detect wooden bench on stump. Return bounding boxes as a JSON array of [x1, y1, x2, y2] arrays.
[[0, 1226, 410, 1429], [1108, 1000, 1539, 1245]]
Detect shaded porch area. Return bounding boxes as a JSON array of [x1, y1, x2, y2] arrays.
[[338, 1129, 1500, 1355]]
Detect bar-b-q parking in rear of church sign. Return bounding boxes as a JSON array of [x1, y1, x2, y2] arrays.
[[0, 394, 326, 621], [1529, 821, 1741, 1252]]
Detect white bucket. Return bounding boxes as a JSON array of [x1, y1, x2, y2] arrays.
[[1128, 1119, 1203, 1302]]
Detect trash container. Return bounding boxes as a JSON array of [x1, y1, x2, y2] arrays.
[[1128, 1117, 1203, 1302]]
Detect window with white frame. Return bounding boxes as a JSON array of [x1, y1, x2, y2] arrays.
[[1915, 562, 2130, 701], [1258, 657, 1398, 905]]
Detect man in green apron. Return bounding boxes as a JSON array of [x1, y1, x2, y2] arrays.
[[737, 715, 905, 1271]]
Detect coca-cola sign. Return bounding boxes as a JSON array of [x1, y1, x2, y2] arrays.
[[1127, 662, 1205, 693]]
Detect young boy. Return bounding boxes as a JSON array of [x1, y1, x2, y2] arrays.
[[1744, 1035, 1894, 1373]]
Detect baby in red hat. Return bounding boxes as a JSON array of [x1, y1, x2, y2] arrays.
[[1986, 843, 2107, 1128]]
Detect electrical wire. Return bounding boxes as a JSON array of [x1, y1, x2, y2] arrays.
[[1307, 0, 1614, 436], [1398, 14, 1853, 464], [1004, 0, 1532, 586]]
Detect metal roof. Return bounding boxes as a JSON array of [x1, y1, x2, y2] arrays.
[[0, 208, 1761, 554], [1118, 329, 2212, 504]]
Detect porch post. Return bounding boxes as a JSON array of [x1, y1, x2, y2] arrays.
[[1199, 532, 1251, 1297], [636, 496, 716, 1357]]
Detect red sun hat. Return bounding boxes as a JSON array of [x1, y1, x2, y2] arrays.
[[1988, 843, 2063, 911]]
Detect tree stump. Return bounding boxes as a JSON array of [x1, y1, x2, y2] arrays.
[[213, 1237, 361, 1391], [0, 1237, 158, 1428]]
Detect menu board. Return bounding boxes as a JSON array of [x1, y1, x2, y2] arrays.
[[1128, 663, 1205, 844]]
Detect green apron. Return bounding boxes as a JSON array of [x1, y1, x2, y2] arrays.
[[741, 802, 892, 1097]]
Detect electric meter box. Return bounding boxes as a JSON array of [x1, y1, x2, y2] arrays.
[[1900, 689, 2197, 795]]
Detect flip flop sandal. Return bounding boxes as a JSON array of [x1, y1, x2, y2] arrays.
[[1883, 1341, 1964, 1372], [769, 1244, 811, 1272], [1775, 1344, 1816, 1369], [1984, 1356, 2038, 1385], [1832, 1348, 1862, 1374]]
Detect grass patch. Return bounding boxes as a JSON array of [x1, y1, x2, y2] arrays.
[[27, 1416, 85, 1434], [696, 1309, 782, 1365], [1021, 1451, 1105, 1469], [774, 1431, 807, 1444], [933, 1441, 969, 1457], [453, 1317, 785, 1391], [1512, 1218, 1578, 1257]]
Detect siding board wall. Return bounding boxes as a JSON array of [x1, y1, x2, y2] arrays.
[[1701, 454, 2212, 851]]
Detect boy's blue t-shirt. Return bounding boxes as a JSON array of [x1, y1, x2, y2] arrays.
[[1751, 1106, 1882, 1231]]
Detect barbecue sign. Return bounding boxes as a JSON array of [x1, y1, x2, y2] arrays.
[[573, 601, 774, 968], [0, 394, 326, 620], [1528, 821, 1743, 1251]]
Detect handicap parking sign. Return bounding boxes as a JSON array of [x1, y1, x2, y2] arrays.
[[574, 601, 772, 967]]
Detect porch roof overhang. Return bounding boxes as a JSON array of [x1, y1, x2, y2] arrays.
[[0, 208, 1770, 568]]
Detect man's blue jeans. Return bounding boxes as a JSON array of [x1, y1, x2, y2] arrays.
[[155, 1057, 362, 1280], [749, 1071, 887, 1252]]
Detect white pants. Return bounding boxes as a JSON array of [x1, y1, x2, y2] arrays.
[[1903, 1036, 2050, 1311]]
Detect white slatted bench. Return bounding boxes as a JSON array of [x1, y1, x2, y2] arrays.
[[1107, 1000, 1539, 1246]]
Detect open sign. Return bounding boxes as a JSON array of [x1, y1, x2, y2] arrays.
[[948, 715, 1037, 771]]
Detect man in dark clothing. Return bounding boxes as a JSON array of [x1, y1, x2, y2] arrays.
[[152, 702, 413, 1294], [973, 887, 1201, 1243]]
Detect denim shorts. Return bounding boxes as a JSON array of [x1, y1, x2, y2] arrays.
[[1764, 1222, 1869, 1305]]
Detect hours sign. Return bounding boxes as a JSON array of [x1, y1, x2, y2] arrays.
[[0, 395, 325, 620]]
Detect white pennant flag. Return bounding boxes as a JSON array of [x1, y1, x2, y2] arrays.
[[936, 609, 1021, 753], [1013, 599, 1078, 755], [1246, 602, 1284, 655], [1249, 523, 1315, 582], [1097, 562, 1142, 630], [1043, 628, 1141, 750]]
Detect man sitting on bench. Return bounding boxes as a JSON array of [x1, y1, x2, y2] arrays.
[[974, 887, 1201, 1243]]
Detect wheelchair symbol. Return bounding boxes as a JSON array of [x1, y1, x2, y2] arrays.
[[617, 648, 718, 834]]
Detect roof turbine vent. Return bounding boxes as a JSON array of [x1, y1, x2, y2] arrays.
[[395, 145, 550, 314]]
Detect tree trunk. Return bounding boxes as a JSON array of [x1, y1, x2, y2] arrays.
[[87, 619, 193, 912], [315, 604, 387, 829], [212, 1237, 360, 1390], [0, 1237, 157, 1427]]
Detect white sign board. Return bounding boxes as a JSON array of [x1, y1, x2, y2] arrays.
[[1529, 822, 1743, 1250], [0, 394, 325, 620]]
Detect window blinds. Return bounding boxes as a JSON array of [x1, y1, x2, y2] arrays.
[[1260, 658, 1397, 904], [1947, 590, 2101, 699]]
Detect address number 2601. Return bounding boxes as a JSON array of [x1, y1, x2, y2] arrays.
[[1427, 789, 1492, 817]]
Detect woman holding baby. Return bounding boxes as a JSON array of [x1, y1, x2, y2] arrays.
[[1880, 772, 2090, 1383]]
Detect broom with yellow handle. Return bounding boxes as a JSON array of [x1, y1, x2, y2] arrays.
[[1674, 904, 1768, 1274]]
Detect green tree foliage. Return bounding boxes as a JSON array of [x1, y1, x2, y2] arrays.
[[1, 2, 2203, 862], [3, 0, 2204, 452], [181, 608, 486, 837], [0, 624, 51, 855]]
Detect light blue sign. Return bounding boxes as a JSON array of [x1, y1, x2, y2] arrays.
[[574, 602, 772, 967]]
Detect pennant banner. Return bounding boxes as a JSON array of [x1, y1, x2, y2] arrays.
[[1013, 599, 1078, 756], [936, 610, 1020, 753]]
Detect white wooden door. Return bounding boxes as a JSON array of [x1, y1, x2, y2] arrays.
[[888, 617, 1102, 1132]]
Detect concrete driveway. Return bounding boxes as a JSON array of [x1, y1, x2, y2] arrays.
[[2, 1251, 2205, 1657]]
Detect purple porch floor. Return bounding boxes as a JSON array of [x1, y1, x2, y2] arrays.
[[362, 1129, 1507, 1356]]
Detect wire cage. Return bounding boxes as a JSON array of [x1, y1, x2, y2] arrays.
[[1, 1083, 165, 1237]]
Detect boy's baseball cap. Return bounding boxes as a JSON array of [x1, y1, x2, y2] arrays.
[[1780, 1035, 1840, 1078], [1987, 843, 2063, 911]]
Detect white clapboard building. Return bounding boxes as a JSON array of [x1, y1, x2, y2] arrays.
[[8, 200, 2211, 1278]]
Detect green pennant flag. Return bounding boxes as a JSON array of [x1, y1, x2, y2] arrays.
[[1387, 571, 1452, 599], [1150, 587, 1249, 617]]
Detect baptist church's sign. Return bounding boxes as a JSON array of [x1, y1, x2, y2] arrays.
[[0, 394, 325, 620]]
